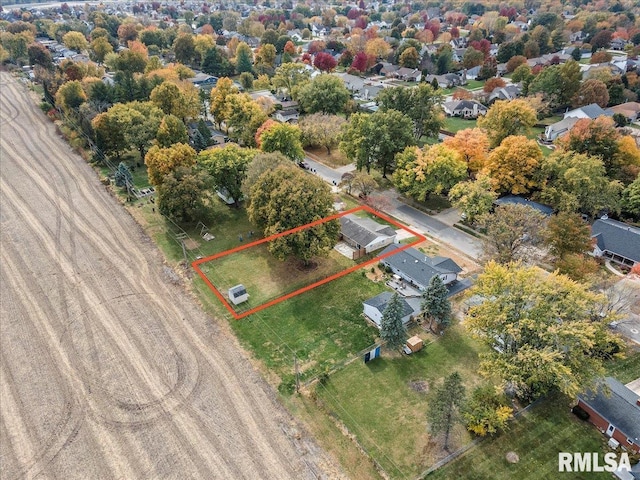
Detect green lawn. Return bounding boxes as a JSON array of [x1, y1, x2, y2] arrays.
[[444, 116, 477, 134], [315, 325, 488, 478], [220, 271, 387, 390], [428, 393, 611, 480]]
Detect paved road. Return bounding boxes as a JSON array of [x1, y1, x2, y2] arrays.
[[303, 157, 347, 187], [0, 72, 339, 479]]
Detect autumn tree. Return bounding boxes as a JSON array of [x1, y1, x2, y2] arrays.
[[536, 150, 622, 216], [376, 84, 444, 140], [448, 175, 497, 224], [477, 204, 546, 264], [394, 145, 467, 201], [443, 128, 489, 174], [313, 52, 337, 72], [157, 166, 210, 224], [28, 42, 53, 70], [62, 31, 88, 52], [55, 80, 87, 112], [295, 74, 350, 115], [483, 77, 506, 93], [466, 262, 623, 401], [149, 81, 199, 121], [226, 94, 268, 147], [144, 143, 196, 186], [340, 110, 414, 177], [272, 63, 310, 96], [398, 46, 419, 68], [298, 113, 345, 155], [380, 292, 408, 349], [572, 79, 609, 108], [198, 145, 255, 207], [463, 385, 513, 437], [209, 77, 239, 130], [484, 136, 542, 194], [156, 114, 188, 147], [421, 275, 451, 333], [478, 100, 537, 148], [543, 212, 592, 260], [428, 372, 466, 451], [352, 171, 378, 197], [248, 166, 340, 265], [259, 123, 304, 161]]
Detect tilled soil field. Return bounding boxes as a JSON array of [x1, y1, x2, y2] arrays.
[[0, 71, 340, 479]]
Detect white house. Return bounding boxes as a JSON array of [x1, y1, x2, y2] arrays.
[[363, 291, 415, 328], [228, 284, 249, 305], [591, 217, 640, 267]]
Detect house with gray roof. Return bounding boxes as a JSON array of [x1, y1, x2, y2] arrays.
[[488, 84, 522, 104], [363, 291, 415, 328], [543, 103, 614, 142], [379, 244, 462, 291], [563, 103, 614, 120], [577, 377, 640, 454], [494, 195, 554, 216], [542, 116, 579, 142], [442, 99, 487, 119], [591, 218, 640, 267], [340, 214, 397, 258]]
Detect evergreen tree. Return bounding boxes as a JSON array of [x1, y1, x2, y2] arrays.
[[380, 292, 407, 349], [421, 275, 451, 332], [235, 42, 254, 74], [428, 372, 466, 451], [114, 162, 133, 188]]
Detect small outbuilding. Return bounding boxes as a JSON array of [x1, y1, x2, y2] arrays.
[[406, 336, 423, 353], [228, 284, 249, 305]]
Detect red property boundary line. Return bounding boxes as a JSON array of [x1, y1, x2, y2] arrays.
[[192, 205, 426, 320]]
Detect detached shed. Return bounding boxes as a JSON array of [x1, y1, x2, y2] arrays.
[[406, 336, 423, 353], [228, 284, 249, 305]]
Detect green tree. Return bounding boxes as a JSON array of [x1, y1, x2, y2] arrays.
[[421, 275, 451, 333], [173, 34, 195, 65], [157, 166, 210, 224], [463, 385, 513, 437], [150, 81, 200, 121], [478, 100, 537, 148], [144, 143, 196, 186], [298, 113, 345, 155], [340, 110, 414, 177], [393, 145, 467, 201], [107, 101, 163, 158], [156, 114, 188, 148], [467, 262, 623, 401], [55, 80, 87, 112], [272, 62, 311, 96], [198, 145, 255, 207], [92, 109, 128, 158], [89, 36, 113, 64], [259, 123, 304, 161], [201, 47, 233, 76], [27, 42, 53, 69], [376, 84, 444, 140], [114, 162, 133, 188], [621, 176, 640, 219], [380, 292, 408, 349], [241, 152, 290, 200], [248, 166, 340, 265], [448, 175, 498, 224], [235, 41, 254, 74], [543, 212, 592, 259], [398, 46, 420, 68], [477, 204, 546, 264], [193, 119, 213, 152], [536, 150, 623, 216], [226, 93, 268, 147], [295, 74, 350, 115], [428, 372, 466, 451], [254, 43, 276, 75]]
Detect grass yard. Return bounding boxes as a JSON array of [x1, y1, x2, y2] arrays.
[[220, 271, 388, 389], [315, 325, 488, 478], [443, 116, 477, 134], [199, 245, 353, 312], [428, 393, 611, 480], [305, 146, 351, 168]]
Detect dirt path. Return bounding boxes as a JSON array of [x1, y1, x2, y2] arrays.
[[0, 72, 341, 479]]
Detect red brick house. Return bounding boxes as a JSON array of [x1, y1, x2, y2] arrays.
[[577, 377, 640, 453]]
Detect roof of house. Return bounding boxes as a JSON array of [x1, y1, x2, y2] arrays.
[[545, 116, 579, 138], [340, 214, 396, 247], [579, 377, 640, 443], [564, 103, 613, 119], [363, 291, 415, 318], [494, 195, 554, 216], [609, 102, 640, 116], [380, 244, 462, 286], [443, 99, 487, 112], [591, 218, 640, 263], [229, 284, 247, 296]]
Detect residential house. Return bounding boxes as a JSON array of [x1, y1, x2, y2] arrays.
[[583, 62, 626, 80], [442, 99, 488, 118], [488, 84, 522, 104], [392, 67, 422, 82], [334, 72, 384, 100], [494, 195, 554, 216], [591, 217, 640, 267], [611, 38, 628, 50], [379, 244, 462, 290], [609, 102, 640, 123], [425, 73, 466, 89], [340, 214, 397, 259], [569, 30, 584, 42], [576, 377, 640, 454], [465, 65, 482, 80], [564, 103, 614, 120], [363, 291, 415, 328], [542, 116, 579, 142], [189, 72, 218, 88], [274, 109, 299, 123], [379, 62, 400, 77]]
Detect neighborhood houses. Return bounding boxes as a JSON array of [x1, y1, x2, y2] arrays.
[[2, 0, 640, 478]]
